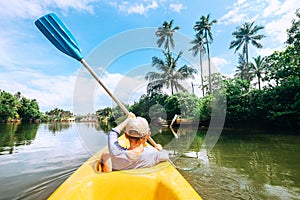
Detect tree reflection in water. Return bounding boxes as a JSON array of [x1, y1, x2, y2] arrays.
[[0, 123, 39, 155]]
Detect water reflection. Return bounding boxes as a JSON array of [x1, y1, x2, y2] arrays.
[[47, 122, 72, 134], [0, 123, 39, 155], [98, 120, 116, 133], [45, 121, 112, 135], [0, 121, 113, 157]]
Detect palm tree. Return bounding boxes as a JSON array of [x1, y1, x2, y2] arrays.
[[146, 51, 197, 95], [235, 54, 253, 91], [155, 19, 180, 53], [189, 34, 206, 96], [193, 14, 217, 94], [251, 55, 266, 90], [229, 21, 265, 66], [235, 53, 253, 82]]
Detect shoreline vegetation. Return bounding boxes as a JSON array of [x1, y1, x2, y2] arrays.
[[1, 10, 299, 130]]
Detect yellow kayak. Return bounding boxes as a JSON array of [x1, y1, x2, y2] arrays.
[[48, 135, 202, 200]]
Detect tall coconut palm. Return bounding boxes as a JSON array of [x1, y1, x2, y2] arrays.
[[193, 14, 217, 94], [251, 55, 266, 90], [229, 21, 265, 66], [155, 19, 180, 53], [189, 34, 206, 96], [146, 51, 197, 95]]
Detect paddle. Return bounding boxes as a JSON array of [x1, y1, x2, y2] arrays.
[[35, 13, 158, 148]]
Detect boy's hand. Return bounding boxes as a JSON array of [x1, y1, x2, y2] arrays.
[[155, 144, 163, 151], [128, 112, 136, 119]]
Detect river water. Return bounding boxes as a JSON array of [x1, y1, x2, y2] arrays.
[[0, 123, 299, 200]]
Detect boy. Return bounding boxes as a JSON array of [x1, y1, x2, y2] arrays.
[[106, 113, 169, 171]]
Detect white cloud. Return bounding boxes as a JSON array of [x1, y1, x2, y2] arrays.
[[128, 4, 147, 15], [219, 0, 299, 26], [262, 0, 281, 18], [218, 0, 250, 25], [211, 57, 230, 70], [104, 73, 148, 106], [264, 13, 290, 44], [255, 47, 280, 57], [110, 0, 188, 15], [0, 0, 96, 19], [275, 0, 299, 15], [117, 1, 159, 15], [169, 3, 184, 13]]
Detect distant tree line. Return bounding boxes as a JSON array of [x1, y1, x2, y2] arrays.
[[45, 108, 74, 122], [0, 91, 76, 123]]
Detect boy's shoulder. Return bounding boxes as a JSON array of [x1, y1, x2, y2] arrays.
[[143, 146, 158, 153]]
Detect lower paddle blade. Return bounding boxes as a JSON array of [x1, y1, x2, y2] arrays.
[[35, 13, 83, 61]]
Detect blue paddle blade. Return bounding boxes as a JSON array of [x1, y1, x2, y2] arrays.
[[35, 13, 83, 61]]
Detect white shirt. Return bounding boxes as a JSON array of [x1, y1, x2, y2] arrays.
[[108, 128, 169, 170]]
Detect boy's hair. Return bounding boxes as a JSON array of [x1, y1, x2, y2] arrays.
[[127, 130, 146, 142]]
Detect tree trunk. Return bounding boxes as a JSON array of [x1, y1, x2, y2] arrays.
[[206, 40, 212, 94], [200, 52, 205, 96]]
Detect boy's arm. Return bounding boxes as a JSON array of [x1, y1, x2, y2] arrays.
[[114, 112, 136, 132], [108, 113, 136, 155], [108, 128, 126, 156]]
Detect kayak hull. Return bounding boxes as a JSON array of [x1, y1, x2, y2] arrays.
[[48, 135, 202, 200]]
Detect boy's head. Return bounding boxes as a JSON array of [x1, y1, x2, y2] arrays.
[[126, 117, 150, 138]]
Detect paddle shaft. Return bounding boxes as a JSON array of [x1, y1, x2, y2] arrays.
[[80, 59, 128, 115], [80, 59, 158, 147]]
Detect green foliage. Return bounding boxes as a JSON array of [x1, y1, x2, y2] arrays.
[[264, 46, 300, 87], [261, 82, 300, 127], [222, 77, 300, 128], [45, 108, 73, 121], [162, 92, 201, 120], [224, 78, 251, 121], [96, 106, 127, 122], [96, 107, 113, 122], [250, 55, 266, 90], [0, 90, 20, 122], [164, 95, 180, 120], [18, 98, 41, 122], [0, 90, 44, 123], [193, 95, 212, 121], [286, 9, 300, 51], [173, 93, 200, 118], [130, 93, 168, 121]]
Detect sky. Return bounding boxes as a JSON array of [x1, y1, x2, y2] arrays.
[[0, 0, 299, 114]]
